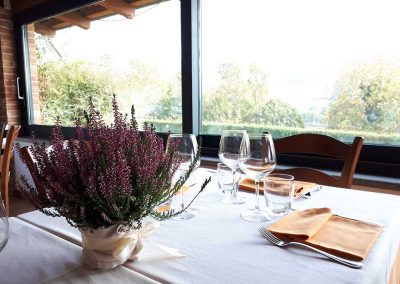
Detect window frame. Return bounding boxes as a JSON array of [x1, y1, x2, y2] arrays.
[[14, 0, 400, 179]]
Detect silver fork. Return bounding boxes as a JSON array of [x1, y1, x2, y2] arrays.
[[258, 227, 363, 269], [298, 185, 323, 199]]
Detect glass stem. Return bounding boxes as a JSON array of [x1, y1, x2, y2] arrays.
[[232, 168, 238, 198], [255, 179, 260, 210], [180, 171, 186, 211], [181, 188, 185, 211]]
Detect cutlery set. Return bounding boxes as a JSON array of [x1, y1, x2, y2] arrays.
[[258, 227, 363, 268]]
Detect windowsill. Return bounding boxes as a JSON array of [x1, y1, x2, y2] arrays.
[[201, 156, 400, 191], [16, 138, 399, 191], [16, 136, 47, 144]]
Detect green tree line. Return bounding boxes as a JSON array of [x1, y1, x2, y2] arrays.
[[37, 53, 400, 144]]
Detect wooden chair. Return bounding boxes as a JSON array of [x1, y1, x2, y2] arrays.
[[19, 145, 49, 204], [273, 134, 363, 188], [0, 124, 21, 215]]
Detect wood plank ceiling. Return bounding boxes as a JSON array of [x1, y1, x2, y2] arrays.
[[28, 0, 164, 37]]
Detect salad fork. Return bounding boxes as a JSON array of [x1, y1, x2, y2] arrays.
[[258, 227, 363, 269]]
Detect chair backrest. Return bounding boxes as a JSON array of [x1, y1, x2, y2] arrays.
[[0, 124, 9, 165], [19, 145, 49, 203], [273, 134, 363, 188], [0, 124, 21, 214]]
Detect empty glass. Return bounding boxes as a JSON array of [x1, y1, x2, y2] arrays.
[[239, 133, 277, 222], [167, 133, 198, 220], [0, 196, 9, 253], [218, 130, 247, 204], [264, 174, 295, 216], [216, 163, 236, 203]]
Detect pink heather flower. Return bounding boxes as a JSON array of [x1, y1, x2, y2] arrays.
[[16, 95, 202, 230]]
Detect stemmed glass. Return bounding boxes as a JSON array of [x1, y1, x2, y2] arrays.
[[239, 133, 277, 222], [0, 195, 9, 253], [167, 133, 198, 220], [218, 130, 247, 204]]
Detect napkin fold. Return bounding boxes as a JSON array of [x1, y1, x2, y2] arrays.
[[267, 208, 383, 261], [239, 178, 317, 198]]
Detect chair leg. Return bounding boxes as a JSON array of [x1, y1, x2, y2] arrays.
[[0, 176, 8, 216]]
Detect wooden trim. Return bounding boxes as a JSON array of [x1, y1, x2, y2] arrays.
[[98, 0, 135, 19], [33, 22, 55, 37], [55, 11, 91, 30], [81, 0, 160, 21]]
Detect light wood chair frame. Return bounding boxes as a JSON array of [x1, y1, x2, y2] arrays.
[[1, 124, 21, 215], [273, 134, 363, 188]]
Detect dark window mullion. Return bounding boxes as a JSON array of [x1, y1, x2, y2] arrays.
[[181, 0, 200, 135]]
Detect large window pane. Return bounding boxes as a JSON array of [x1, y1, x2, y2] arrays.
[[201, 0, 400, 145], [27, 0, 181, 133]]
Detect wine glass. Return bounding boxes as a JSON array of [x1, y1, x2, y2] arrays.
[[0, 195, 9, 253], [167, 133, 198, 220], [239, 133, 277, 222], [218, 130, 247, 204]]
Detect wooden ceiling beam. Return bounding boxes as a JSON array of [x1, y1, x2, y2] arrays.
[[98, 0, 135, 19], [87, 0, 162, 21], [56, 12, 91, 30], [131, 0, 160, 7], [34, 22, 56, 37]]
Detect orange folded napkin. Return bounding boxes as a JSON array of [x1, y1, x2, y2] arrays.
[[176, 184, 190, 195], [239, 178, 317, 198], [155, 184, 190, 213], [267, 208, 383, 261]]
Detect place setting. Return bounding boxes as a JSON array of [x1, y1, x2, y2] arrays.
[[216, 129, 385, 269]]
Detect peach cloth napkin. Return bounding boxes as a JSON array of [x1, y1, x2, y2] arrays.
[[239, 178, 317, 198], [155, 184, 190, 213], [267, 208, 383, 261]]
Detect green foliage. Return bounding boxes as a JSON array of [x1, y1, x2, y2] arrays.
[[149, 62, 303, 128], [38, 61, 114, 125], [328, 58, 400, 132], [146, 119, 400, 145], [151, 73, 182, 120], [202, 62, 304, 127], [115, 59, 167, 119]]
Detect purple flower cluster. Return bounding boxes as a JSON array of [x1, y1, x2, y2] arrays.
[[16, 96, 205, 230]]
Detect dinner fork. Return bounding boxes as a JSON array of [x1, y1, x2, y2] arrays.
[[298, 185, 323, 199], [258, 227, 363, 269]]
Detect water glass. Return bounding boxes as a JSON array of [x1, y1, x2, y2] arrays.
[[264, 174, 295, 215], [217, 163, 235, 203]]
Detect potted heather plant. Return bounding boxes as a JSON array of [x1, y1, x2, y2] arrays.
[[17, 96, 211, 269]]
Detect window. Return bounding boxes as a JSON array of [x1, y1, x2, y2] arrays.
[[15, 0, 400, 177], [201, 0, 400, 146], [25, 0, 182, 133]]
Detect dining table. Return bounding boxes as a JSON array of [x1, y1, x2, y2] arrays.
[[4, 168, 400, 284]]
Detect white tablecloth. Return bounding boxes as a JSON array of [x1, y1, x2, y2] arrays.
[[16, 169, 400, 284], [1, 218, 159, 284]]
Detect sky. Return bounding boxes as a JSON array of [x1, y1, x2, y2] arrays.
[[44, 0, 400, 113]]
